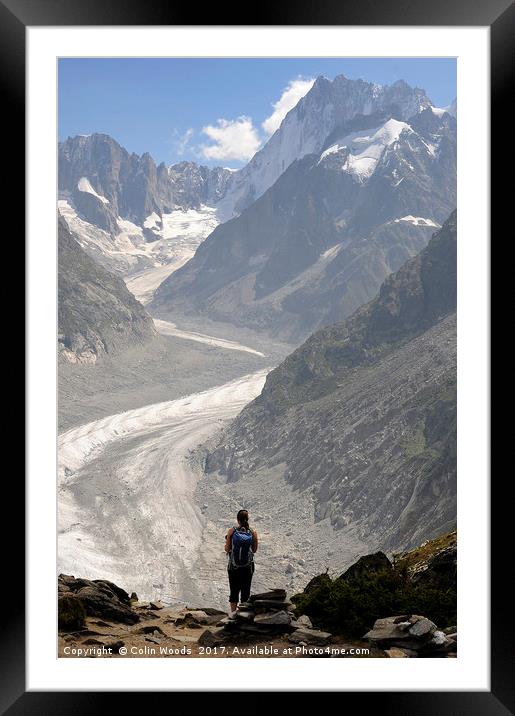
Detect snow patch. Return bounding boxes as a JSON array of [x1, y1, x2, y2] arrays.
[[394, 215, 440, 228], [77, 177, 109, 204], [319, 119, 412, 182], [143, 212, 162, 229]]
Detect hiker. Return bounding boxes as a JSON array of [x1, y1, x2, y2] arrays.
[[224, 509, 258, 615]]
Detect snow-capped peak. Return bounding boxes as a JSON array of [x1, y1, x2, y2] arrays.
[[319, 118, 412, 182], [222, 75, 432, 214]]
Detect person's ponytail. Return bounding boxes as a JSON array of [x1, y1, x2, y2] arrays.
[[237, 509, 250, 531]]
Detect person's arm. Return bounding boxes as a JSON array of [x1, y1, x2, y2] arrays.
[[224, 527, 234, 553], [252, 530, 258, 553]]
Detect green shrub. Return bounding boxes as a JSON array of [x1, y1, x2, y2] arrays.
[[294, 568, 456, 637], [58, 595, 86, 631]]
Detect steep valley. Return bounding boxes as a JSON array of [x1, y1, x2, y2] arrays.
[[57, 73, 457, 610]]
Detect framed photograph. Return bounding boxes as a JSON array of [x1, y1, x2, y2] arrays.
[[7, 0, 505, 708]]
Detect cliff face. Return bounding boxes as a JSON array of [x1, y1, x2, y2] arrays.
[[58, 216, 156, 364], [205, 212, 457, 552], [59, 134, 233, 229]]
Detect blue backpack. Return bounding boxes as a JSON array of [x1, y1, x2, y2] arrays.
[[229, 527, 254, 569]]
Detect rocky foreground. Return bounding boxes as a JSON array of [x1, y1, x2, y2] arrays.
[[58, 531, 456, 658]]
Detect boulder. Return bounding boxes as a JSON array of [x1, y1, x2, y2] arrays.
[[185, 610, 209, 621], [253, 599, 292, 610], [74, 585, 139, 625], [408, 616, 437, 637], [364, 614, 454, 656], [418, 631, 456, 655], [249, 590, 287, 602], [197, 628, 227, 647], [288, 628, 332, 646], [136, 625, 166, 636], [58, 595, 86, 631], [58, 575, 139, 625], [254, 611, 291, 626], [384, 647, 415, 658], [92, 579, 132, 605], [296, 615, 313, 628], [173, 611, 211, 628], [338, 552, 392, 582], [363, 617, 411, 643]]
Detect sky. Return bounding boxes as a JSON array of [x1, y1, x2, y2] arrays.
[[58, 58, 456, 169]]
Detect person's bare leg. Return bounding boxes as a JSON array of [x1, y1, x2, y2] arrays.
[[229, 601, 237, 612]]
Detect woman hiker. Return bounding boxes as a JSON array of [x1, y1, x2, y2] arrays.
[[224, 509, 258, 616]]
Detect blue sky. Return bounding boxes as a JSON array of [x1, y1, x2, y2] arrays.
[[58, 58, 456, 169]]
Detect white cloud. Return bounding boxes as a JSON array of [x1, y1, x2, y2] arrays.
[[174, 127, 194, 156], [262, 77, 315, 135], [200, 116, 261, 162]]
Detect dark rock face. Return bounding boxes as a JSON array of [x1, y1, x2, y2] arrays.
[[205, 213, 457, 551], [58, 574, 140, 625], [59, 134, 232, 228], [58, 216, 156, 363], [168, 161, 232, 207], [338, 553, 392, 582], [414, 546, 457, 590], [396, 530, 457, 590], [71, 184, 120, 234], [298, 573, 332, 597], [58, 595, 86, 631], [153, 100, 455, 342]]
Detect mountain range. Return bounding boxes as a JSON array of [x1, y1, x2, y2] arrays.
[[152, 82, 456, 340], [59, 133, 233, 235], [204, 211, 457, 552]]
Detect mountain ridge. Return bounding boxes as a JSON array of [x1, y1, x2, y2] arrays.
[[58, 215, 157, 364], [153, 106, 455, 340], [203, 211, 457, 551]]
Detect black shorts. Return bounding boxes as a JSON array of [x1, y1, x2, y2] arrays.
[[228, 562, 255, 604]]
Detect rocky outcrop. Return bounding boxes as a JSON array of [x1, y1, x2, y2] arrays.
[[58, 574, 140, 626], [394, 529, 457, 589], [58, 216, 156, 363], [204, 213, 457, 551], [291, 531, 457, 641], [168, 161, 232, 208], [364, 615, 457, 657], [338, 552, 392, 582]]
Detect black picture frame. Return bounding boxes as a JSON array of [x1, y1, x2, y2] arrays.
[[6, 0, 504, 711]]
